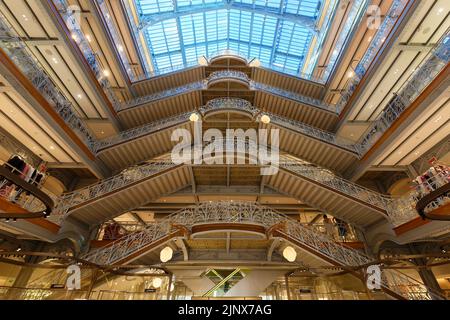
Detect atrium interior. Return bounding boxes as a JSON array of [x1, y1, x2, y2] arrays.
[[0, 0, 449, 300]]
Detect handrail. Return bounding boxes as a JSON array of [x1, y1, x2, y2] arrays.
[[0, 166, 54, 219], [81, 201, 444, 300], [118, 78, 337, 113], [96, 98, 358, 153], [0, 13, 98, 153], [94, 0, 145, 82], [416, 183, 450, 221], [52, 0, 121, 109], [356, 31, 450, 154], [94, 111, 192, 152], [206, 70, 251, 87], [53, 160, 177, 220], [54, 141, 420, 225], [335, 0, 408, 111]]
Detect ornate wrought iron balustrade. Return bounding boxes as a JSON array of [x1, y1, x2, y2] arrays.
[[53, 161, 176, 220], [356, 32, 450, 155], [0, 14, 97, 153], [93, 112, 192, 152], [81, 201, 442, 300], [335, 0, 408, 111], [53, 0, 121, 109]]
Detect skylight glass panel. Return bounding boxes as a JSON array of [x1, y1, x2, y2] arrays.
[[134, 0, 324, 77]]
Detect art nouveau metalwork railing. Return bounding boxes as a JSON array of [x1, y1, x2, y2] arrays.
[[206, 70, 251, 87], [321, 0, 368, 80], [0, 130, 43, 169], [335, 0, 408, 111], [101, 97, 357, 154], [118, 78, 337, 113], [0, 14, 97, 153], [53, 0, 121, 109], [53, 161, 177, 220], [199, 98, 260, 118], [278, 158, 389, 209], [81, 201, 442, 300], [0, 178, 46, 214], [93, 112, 192, 152], [279, 157, 420, 223], [250, 81, 336, 112], [95, 0, 144, 82], [117, 81, 206, 111], [268, 113, 359, 154], [388, 169, 450, 226], [356, 32, 450, 155]]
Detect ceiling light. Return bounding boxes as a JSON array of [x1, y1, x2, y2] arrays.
[[85, 34, 92, 42], [117, 45, 124, 52], [260, 114, 271, 124], [189, 113, 199, 122], [160, 246, 173, 263], [438, 8, 444, 14], [283, 246, 297, 262], [77, 94, 82, 99], [152, 277, 162, 289], [71, 33, 78, 41], [52, 57, 58, 64], [434, 116, 442, 123], [367, 36, 372, 42], [347, 71, 354, 78], [103, 70, 110, 77]]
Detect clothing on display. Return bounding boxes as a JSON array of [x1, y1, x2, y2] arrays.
[[0, 154, 46, 202], [413, 163, 450, 214]]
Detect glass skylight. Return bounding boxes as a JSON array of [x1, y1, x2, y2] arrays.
[[133, 0, 322, 77]]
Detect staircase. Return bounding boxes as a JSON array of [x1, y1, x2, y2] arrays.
[[80, 201, 444, 300]]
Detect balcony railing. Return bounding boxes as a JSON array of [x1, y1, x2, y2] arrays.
[[251, 81, 337, 112], [54, 160, 177, 220], [81, 201, 443, 300], [98, 98, 358, 154], [206, 70, 251, 87], [335, 0, 408, 111], [95, 0, 145, 82], [117, 81, 206, 111], [269, 113, 359, 154], [118, 78, 337, 114], [94, 112, 192, 152], [321, 0, 369, 80], [356, 32, 450, 155], [199, 98, 259, 118], [279, 157, 389, 209], [388, 169, 450, 226], [0, 13, 98, 153], [53, 0, 121, 109]]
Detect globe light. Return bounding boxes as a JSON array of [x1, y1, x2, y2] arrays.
[[260, 114, 271, 124], [152, 277, 162, 288], [198, 56, 208, 66], [189, 113, 199, 122], [160, 246, 173, 263], [283, 246, 297, 262], [249, 58, 261, 67]]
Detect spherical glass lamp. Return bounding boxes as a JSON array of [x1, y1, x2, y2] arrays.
[[160, 246, 174, 263], [283, 246, 297, 262], [152, 277, 162, 289], [260, 114, 271, 124]]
